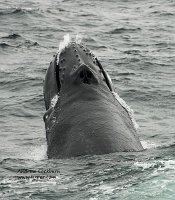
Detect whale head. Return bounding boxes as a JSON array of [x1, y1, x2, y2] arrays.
[[43, 37, 143, 158], [57, 42, 114, 94], [43, 40, 114, 110]]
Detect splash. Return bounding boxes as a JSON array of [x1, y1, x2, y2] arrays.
[[23, 144, 47, 160], [141, 140, 160, 149], [75, 34, 83, 44], [57, 34, 82, 65], [58, 34, 71, 52], [58, 34, 82, 53]]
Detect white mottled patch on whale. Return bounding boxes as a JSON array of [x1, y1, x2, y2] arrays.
[[112, 91, 139, 130], [51, 95, 59, 108]]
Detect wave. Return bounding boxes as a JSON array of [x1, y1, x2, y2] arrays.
[[109, 27, 141, 34], [0, 42, 12, 48], [151, 11, 174, 17], [24, 40, 39, 47], [0, 41, 39, 50], [11, 7, 29, 14], [158, 143, 175, 150], [46, 8, 66, 13], [0, 7, 39, 16], [2, 33, 21, 39], [116, 72, 136, 76], [159, 12, 174, 17], [154, 42, 175, 48], [124, 50, 141, 55]]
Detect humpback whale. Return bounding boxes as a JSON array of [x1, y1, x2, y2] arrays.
[[43, 36, 143, 159]]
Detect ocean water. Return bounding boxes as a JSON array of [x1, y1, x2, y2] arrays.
[[0, 0, 175, 199]]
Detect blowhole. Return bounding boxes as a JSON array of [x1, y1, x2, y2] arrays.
[[83, 77, 90, 84], [80, 71, 85, 79], [87, 71, 92, 79]]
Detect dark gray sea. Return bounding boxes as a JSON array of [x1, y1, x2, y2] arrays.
[[0, 0, 175, 199]]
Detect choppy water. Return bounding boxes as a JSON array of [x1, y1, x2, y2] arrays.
[[0, 0, 175, 199]]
